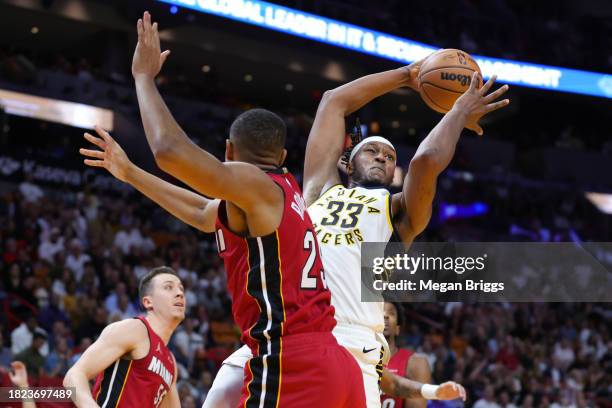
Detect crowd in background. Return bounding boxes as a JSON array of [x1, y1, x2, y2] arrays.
[[1, 1, 611, 406]]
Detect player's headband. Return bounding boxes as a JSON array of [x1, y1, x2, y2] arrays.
[[348, 136, 396, 163]]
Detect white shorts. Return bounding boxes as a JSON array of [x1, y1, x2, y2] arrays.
[[332, 323, 388, 408], [215, 324, 388, 408]]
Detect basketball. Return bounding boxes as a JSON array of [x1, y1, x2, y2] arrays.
[[418, 49, 482, 113]]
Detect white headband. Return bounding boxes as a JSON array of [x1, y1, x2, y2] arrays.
[[348, 136, 396, 163]]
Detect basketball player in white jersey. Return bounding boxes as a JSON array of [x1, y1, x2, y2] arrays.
[[204, 66, 509, 406]]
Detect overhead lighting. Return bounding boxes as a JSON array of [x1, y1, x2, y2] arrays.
[[170, 5, 178, 14], [201, 65, 211, 73], [399, 104, 407, 112], [391, 120, 400, 128], [31, 26, 39, 34], [285, 83, 293, 91], [244, 74, 253, 82]]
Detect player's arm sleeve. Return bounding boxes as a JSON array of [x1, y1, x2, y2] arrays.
[[124, 163, 219, 233], [404, 354, 432, 407], [303, 66, 415, 206], [133, 77, 279, 211], [63, 320, 143, 408], [393, 106, 470, 243]]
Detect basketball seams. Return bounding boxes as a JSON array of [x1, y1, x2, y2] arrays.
[[420, 82, 465, 94], [420, 86, 450, 113]]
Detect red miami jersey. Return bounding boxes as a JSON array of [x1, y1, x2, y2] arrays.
[[214, 168, 336, 353], [92, 316, 176, 408], [381, 349, 415, 408]]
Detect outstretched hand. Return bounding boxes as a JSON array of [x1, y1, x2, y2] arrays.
[[8, 361, 29, 388], [436, 381, 467, 401], [80, 126, 132, 182], [132, 11, 171, 80], [453, 72, 510, 136]]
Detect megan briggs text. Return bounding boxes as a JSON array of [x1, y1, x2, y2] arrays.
[[373, 279, 505, 293]]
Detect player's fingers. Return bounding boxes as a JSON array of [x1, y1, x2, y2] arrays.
[[469, 123, 483, 136], [483, 84, 509, 103], [485, 98, 510, 113], [10, 361, 25, 370], [79, 148, 104, 159], [84, 133, 105, 149], [137, 19, 144, 39], [468, 72, 479, 92], [94, 125, 113, 143], [160, 50, 171, 66], [460, 385, 467, 401], [479, 74, 497, 95], [144, 11, 152, 36], [84, 159, 105, 168]]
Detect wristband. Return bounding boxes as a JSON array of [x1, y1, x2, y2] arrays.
[[420, 384, 440, 400]]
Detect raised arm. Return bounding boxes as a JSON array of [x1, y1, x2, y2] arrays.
[[63, 319, 145, 408], [80, 127, 218, 233], [303, 64, 421, 205], [8, 361, 37, 408], [392, 73, 510, 243], [131, 12, 278, 211]]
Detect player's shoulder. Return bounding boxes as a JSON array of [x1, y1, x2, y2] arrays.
[[100, 318, 148, 343]]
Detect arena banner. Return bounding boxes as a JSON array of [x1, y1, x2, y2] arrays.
[[0, 154, 129, 192], [156, 0, 612, 99], [361, 242, 612, 302]]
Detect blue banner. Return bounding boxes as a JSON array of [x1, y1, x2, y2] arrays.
[[157, 0, 612, 99]]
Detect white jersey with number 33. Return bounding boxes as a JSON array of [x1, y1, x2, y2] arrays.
[[308, 184, 394, 333]]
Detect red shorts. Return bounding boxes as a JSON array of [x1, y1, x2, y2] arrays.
[[239, 332, 365, 408]]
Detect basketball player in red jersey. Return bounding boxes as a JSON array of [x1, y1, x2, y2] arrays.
[[381, 302, 431, 408], [123, 11, 364, 407], [63, 267, 184, 408]]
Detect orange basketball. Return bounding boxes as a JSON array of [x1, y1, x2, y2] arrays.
[[418, 49, 482, 113]]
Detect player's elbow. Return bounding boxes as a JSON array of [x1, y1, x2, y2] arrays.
[[62, 368, 76, 388], [151, 142, 177, 170], [410, 149, 442, 174], [319, 89, 349, 116]]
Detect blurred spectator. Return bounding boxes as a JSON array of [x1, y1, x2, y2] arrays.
[[0, 331, 12, 367], [19, 173, 44, 204], [38, 227, 64, 263], [37, 294, 69, 333], [108, 294, 138, 322], [553, 338, 575, 370], [64, 238, 91, 281], [114, 220, 145, 255], [473, 385, 501, 408], [11, 315, 48, 356], [43, 336, 71, 377], [69, 337, 92, 366], [14, 331, 47, 379], [172, 318, 205, 368]]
